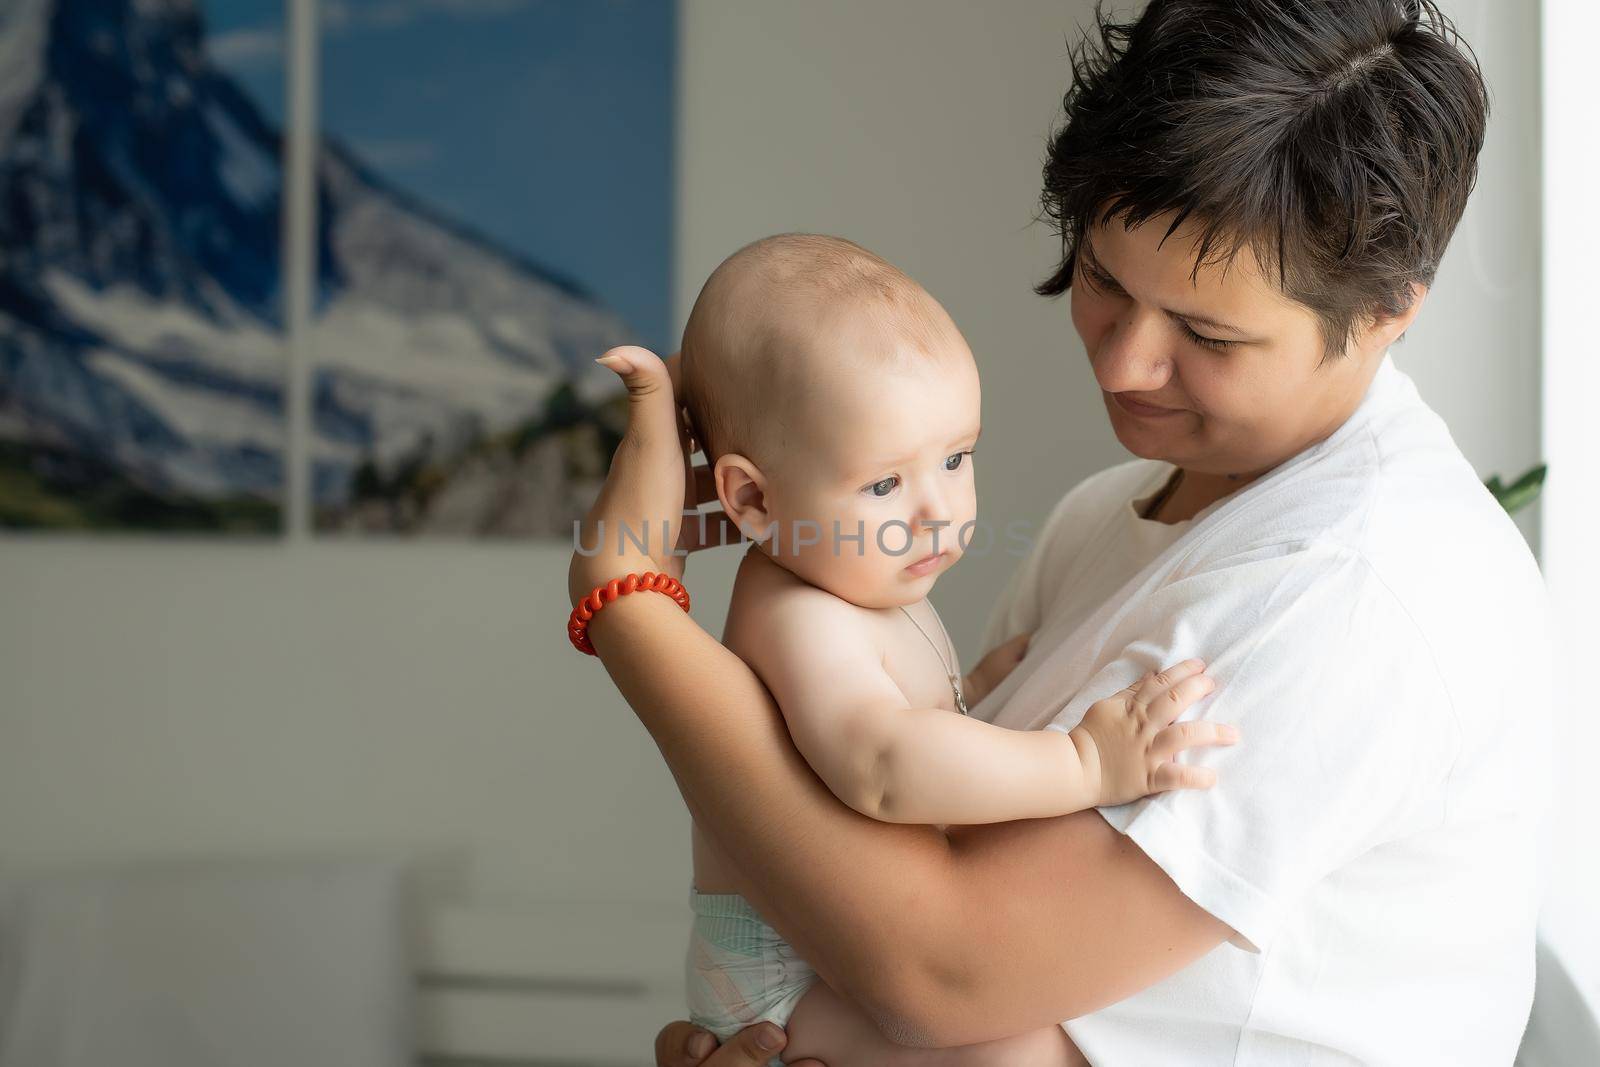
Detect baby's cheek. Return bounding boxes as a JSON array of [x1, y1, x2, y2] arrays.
[[830, 543, 911, 607], [777, 535, 868, 595]]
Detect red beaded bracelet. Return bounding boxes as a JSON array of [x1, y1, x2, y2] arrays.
[[567, 571, 692, 656]]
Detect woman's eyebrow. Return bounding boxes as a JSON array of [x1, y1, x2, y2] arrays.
[[1080, 241, 1258, 339]]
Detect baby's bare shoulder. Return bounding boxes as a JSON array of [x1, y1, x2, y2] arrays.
[[723, 550, 884, 668], [722, 550, 909, 737]]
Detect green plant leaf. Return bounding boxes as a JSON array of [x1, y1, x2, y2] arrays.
[[1483, 464, 1547, 516]]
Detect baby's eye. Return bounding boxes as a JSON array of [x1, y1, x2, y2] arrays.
[[944, 450, 974, 472], [866, 476, 900, 498]]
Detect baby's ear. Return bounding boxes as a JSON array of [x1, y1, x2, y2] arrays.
[[713, 453, 772, 542]]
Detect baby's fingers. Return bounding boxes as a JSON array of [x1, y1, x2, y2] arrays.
[[1132, 658, 1205, 706], [1151, 760, 1219, 792], [1152, 719, 1239, 763], [1142, 671, 1216, 727]]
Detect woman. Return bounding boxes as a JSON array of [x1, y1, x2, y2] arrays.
[[569, 2, 1551, 1063]]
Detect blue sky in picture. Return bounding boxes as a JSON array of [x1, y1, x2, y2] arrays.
[[202, 0, 676, 353]]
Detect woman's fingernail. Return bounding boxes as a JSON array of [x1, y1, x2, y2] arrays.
[[756, 1025, 784, 1051], [687, 1031, 715, 1057]]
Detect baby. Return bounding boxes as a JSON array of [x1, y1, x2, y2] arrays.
[[676, 234, 1232, 1064]]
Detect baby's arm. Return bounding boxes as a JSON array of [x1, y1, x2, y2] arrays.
[[739, 589, 1235, 826]]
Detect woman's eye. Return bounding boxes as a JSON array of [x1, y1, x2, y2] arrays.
[[867, 476, 899, 497], [1077, 260, 1125, 298], [1180, 322, 1235, 351]]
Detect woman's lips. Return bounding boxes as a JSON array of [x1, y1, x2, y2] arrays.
[[904, 550, 948, 576], [1112, 392, 1186, 419]]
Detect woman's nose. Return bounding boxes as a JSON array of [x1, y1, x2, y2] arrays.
[[1091, 311, 1174, 395]]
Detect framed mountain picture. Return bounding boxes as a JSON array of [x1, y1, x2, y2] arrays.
[[0, 0, 289, 532], [0, 0, 674, 537], [305, 0, 673, 537]]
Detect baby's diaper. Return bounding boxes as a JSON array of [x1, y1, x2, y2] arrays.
[[685, 886, 818, 1066]]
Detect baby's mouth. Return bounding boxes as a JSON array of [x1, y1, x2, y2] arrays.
[[904, 549, 948, 575]]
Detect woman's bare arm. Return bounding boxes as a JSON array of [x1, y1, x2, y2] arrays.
[[588, 594, 945, 1026]]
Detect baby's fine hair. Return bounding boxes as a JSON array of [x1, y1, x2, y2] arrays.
[[680, 233, 952, 464]]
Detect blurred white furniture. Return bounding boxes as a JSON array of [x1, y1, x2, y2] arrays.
[[0, 856, 688, 1066], [0, 855, 412, 1067], [415, 900, 688, 1066]]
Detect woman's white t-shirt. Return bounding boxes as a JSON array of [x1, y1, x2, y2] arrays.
[[975, 356, 1552, 1064]]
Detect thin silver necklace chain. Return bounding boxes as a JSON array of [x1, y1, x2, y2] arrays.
[[898, 604, 969, 716]]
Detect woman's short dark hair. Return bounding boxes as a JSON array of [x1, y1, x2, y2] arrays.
[[1037, 0, 1488, 357]]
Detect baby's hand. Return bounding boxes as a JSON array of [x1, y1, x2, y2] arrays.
[[1072, 659, 1238, 807], [962, 631, 1032, 708]]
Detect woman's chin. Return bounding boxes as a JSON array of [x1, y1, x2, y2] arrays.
[[1107, 413, 1177, 463], [1105, 398, 1207, 466]]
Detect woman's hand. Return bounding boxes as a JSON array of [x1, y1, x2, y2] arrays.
[[962, 631, 1032, 708], [568, 347, 737, 605], [655, 1020, 827, 1067]]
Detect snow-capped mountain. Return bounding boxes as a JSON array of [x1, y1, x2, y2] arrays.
[[0, 0, 633, 533]]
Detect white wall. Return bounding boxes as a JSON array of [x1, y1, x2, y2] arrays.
[[1539, 0, 1600, 1017], [1402, 0, 1544, 548], [0, 0, 1541, 923]]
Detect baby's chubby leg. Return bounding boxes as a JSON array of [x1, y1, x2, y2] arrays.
[[780, 979, 1087, 1067]]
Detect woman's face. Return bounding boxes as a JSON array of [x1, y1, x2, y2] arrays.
[[1070, 213, 1420, 478]]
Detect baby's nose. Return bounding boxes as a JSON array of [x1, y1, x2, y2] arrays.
[[911, 490, 953, 529]]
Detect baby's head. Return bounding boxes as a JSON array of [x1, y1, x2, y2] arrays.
[[681, 234, 980, 609]]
